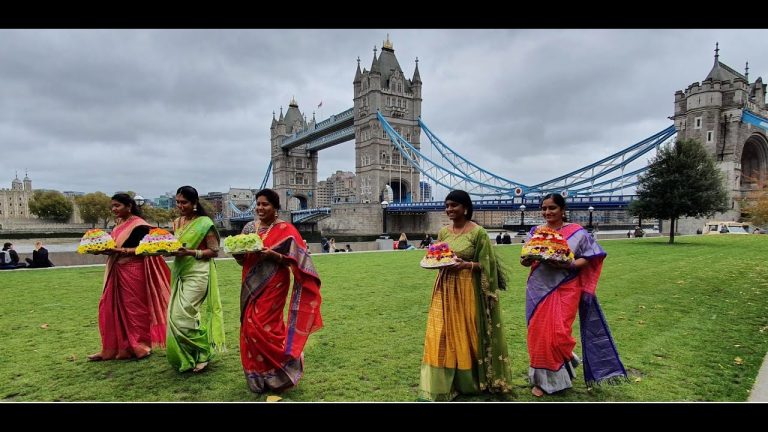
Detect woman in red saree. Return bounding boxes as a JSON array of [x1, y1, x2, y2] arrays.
[[234, 189, 323, 394], [521, 193, 626, 396], [87, 193, 171, 361]]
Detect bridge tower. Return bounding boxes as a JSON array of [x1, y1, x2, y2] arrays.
[[353, 35, 422, 204], [672, 44, 768, 216], [270, 98, 319, 210]]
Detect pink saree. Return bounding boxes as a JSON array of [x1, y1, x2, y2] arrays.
[[95, 216, 171, 360]]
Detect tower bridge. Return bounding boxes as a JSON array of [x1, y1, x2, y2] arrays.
[[218, 40, 768, 236]]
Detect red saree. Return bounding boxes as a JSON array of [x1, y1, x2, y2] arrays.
[[239, 221, 322, 393], [96, 216, 171, 360]]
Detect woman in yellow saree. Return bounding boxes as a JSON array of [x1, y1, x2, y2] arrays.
[[419, 190, 513, 401]]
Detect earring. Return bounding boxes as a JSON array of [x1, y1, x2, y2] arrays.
[[193, 206, 198, 212]]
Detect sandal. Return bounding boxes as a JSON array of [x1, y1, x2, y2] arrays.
[[86, 353, 104, 362]]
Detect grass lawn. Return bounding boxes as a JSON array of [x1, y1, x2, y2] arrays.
[[1, 235, 767, 402]]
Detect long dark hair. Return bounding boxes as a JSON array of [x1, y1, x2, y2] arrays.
[[111, 193, 142, 217], [542, 192, 568, 222], [445, 189, 473, 220], [176, 185, 209, 218], [256, 188, 281, 210]]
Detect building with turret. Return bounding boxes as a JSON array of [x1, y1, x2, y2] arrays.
[[354, 35, 422, 204], [0, 172, 33, 220], [271, 98, 320, 211], [671, 43, 768, 217]]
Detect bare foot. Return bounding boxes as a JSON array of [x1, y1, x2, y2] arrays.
[[87, 353, 104, 362], [531, 386, 545, 397], [193, 361, 209, 373]]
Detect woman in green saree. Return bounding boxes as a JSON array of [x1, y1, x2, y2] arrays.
[[167, 186, 225, 373], [419, 190, 513, 401]]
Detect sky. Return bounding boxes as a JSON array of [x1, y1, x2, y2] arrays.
[[1, 29, 767, 201]]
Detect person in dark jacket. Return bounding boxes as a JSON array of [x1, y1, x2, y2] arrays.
[[1, 242, 26, 268], [496, 233, 503, 244], [25, 241, 54, 268], [502, 232, 512, 244]]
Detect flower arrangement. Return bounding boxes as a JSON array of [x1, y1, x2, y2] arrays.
[[223, 233, 264, 254], [135, 228, 182, 255], [77, 229, 116, 254], [521, 226, 574, 264], [420, 241, 457, 268]]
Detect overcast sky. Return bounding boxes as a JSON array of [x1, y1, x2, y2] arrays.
[[1, 29, 766, 201]]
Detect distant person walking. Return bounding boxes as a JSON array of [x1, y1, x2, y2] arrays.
[[26, 241, 54, 268]]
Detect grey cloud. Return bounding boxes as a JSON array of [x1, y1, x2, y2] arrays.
[[1, 29, 766, 200]]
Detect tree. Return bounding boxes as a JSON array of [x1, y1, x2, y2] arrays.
[[630, 138, 728, 244], [142, 206, 174, 227], [741, 180, 768, 227], [199, 199, 216, 217], [28, 190, 73, 222], [75, 192, 112, 228]]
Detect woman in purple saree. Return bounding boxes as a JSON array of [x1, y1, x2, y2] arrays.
[[521, 193, 626, 397]]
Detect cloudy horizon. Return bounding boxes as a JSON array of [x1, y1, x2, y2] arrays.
[[1, 29, 766, 201]]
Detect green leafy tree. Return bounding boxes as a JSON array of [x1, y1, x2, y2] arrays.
[[75, 192, 112, 228], [28, 190, 73, 222], [142, 206, 174, 227], [630, 138, 728, 244]]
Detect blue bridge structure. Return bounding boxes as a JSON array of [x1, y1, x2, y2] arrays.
[[218, 40, 768, 233]]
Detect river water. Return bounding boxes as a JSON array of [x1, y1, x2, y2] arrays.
[[5, 238, 80, 253]]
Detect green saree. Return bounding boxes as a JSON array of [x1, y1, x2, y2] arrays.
[[166, 216, 226, 372]]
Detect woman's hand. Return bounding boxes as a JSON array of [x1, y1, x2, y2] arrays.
[[100, 248, 118, 255], [450, 258, 474, 271], [520, 257, 534, 267], [172, 247, 191, 257], [253, 247, 284, 264]]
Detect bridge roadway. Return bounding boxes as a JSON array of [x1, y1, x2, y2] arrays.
[[220, 195, 637, 223]]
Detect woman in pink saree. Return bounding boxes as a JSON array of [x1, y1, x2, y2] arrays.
[[521, 193, 626, 397], [87, 193, 171, 361]]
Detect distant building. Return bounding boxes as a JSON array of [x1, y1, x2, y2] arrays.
[[419, 181, 433, 202], [155, 192, 176, 210], [0, 172, 33, 220], [200, 191, 224, 214], [224, 188, 257, 216]]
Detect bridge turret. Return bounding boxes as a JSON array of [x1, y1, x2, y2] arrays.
[[353, 37, 422, 204], [672, 43, 768, 219]]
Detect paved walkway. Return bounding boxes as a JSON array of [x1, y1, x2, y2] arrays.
[[749, 352, 768, 402]]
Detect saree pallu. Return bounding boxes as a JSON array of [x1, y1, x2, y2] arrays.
[[167, 216, 225, 372], [240, 221, 322, 393], [526, 224, 626, 394], [419, 226, 513, 401], [97, 217, 170, 359]]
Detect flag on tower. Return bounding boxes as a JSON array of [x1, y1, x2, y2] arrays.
[[317, 100, 323, 108]]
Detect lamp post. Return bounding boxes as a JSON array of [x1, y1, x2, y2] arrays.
[[588, 206, 594, 232], [134, 195, 146, 207], [380, 200, 389, 238], [519, 204, 526, 232]]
